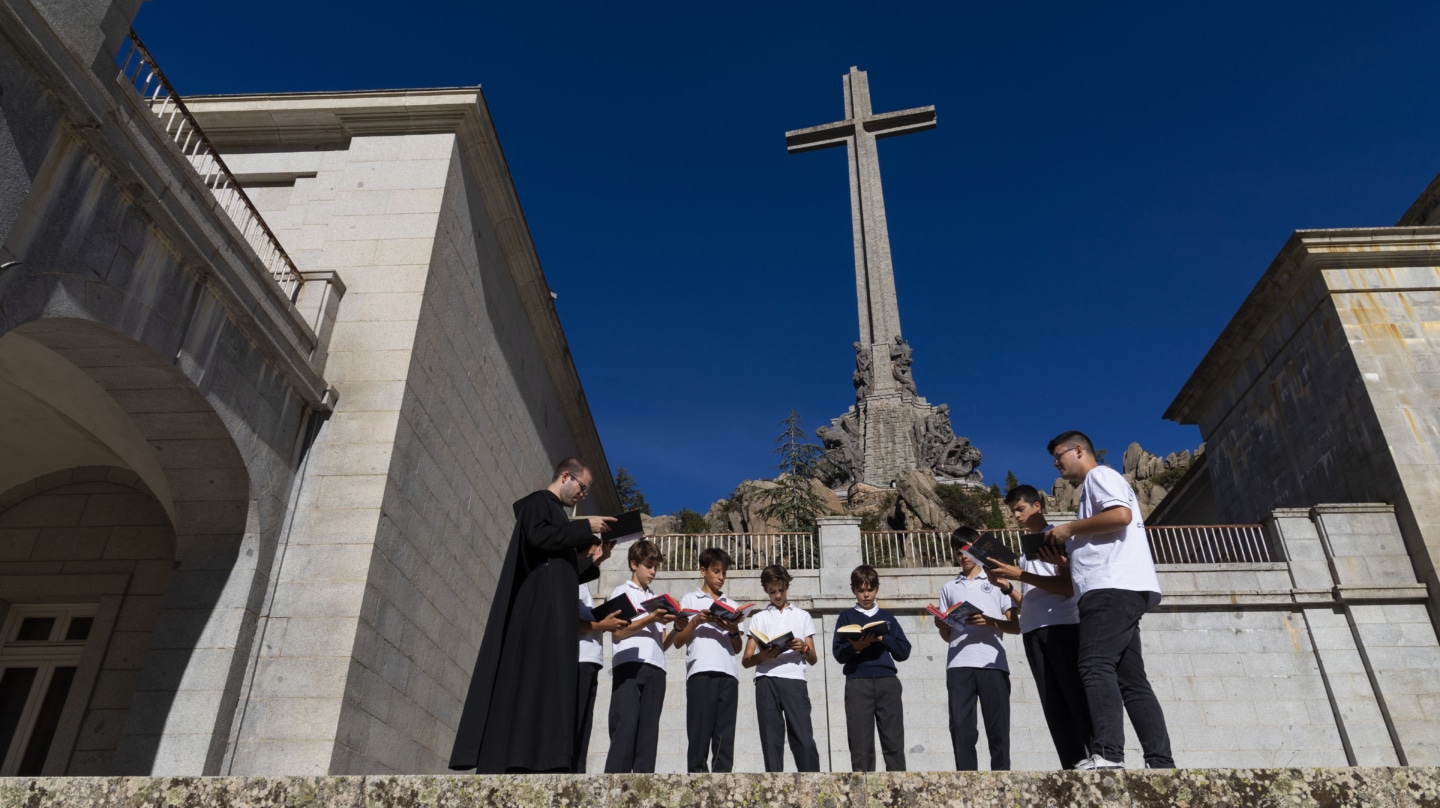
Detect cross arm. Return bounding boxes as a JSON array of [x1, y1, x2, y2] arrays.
[[785, 119, 856, 154], [864, 106, 937, 140]]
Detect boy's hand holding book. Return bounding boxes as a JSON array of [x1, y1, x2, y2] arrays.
[[986, 558, 1022, 581], [847, 634, 880, 652], [594, 613, 629, 632]]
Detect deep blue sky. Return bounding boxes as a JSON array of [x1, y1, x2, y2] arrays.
[[135, 2, 1440, 515]]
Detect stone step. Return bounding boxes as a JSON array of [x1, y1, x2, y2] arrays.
[[5, 769, 1437, 808]]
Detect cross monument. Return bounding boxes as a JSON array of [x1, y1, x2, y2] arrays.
[[787, 67, 983, 487]]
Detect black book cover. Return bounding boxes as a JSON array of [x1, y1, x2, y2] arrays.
[[605, 509, 645, 544], [1020, 533, 1049, 560], [962, 532, 1018, 568], [590, 593, 637, 622]]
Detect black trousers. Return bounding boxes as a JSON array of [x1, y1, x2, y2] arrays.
[[843, 676, 906, 771], [946, 667, 1010, 771], [1076, 589, 1174, 768], [572, 662, 602, 772], [754, 676, 820, 772], [1023, 624, 1092, 768], [605, 661, 666, 773], [686, 672, 739, 772]]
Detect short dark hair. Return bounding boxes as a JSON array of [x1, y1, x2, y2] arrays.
[[1004, 484, 1044, 510], [760, 564, 792, 588], [699, 547, 733, 570], [850, 565, 880, 590], [552, 457, 587, 482], [628, 539, 664, 568], [950, 525, 979, 554], [1046, 431, 1094, 456]]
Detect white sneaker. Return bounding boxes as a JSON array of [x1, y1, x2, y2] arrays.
[[1074, 754, 1124, 770]]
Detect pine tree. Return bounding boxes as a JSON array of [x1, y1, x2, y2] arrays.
[[613, 467, 650, 514], [758, 409, 830, 532], [675, 507, 708, 534], [1004, 470, 1019, 493]]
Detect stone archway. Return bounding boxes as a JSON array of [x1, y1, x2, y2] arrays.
[[0, 319, 257, 774]]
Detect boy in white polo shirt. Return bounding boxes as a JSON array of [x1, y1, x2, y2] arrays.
[[670, 547, 745, 772], [742, 564, 819, 772], [1046, 430, 1173, 769], [937, 526, 1019, 771], [575, 539, 629, 772], [604, 540, 676, 773], [987, 485, 1092, 769]]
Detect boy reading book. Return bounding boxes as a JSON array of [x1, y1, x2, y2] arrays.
[[604, 540, 676, 773], [575, 539, 628, 772], [938, 526, 1019, 771], [670, 547, 746, 772], [832, 564, 912, 772], [984, 485, 1092, 769], [743, 564, 819, 772]]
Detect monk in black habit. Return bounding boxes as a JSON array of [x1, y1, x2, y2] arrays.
[[450, 458, 615, 772]]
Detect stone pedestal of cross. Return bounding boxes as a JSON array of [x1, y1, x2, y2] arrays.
[[786, 67, 944, 486]]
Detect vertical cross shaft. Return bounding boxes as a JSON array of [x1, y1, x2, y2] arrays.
[[785, 67, 936, 360]]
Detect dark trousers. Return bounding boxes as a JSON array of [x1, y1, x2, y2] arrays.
[[572, 662, 602, 772], [605, 661, 666, 773], [754, 676, 820, 772], [686, 672, 738, 772], [1076, 588, 1174, 768], [843, 676, 906, 771], [1023, 624, 1093, 768], [946, 667, 1010, 771]]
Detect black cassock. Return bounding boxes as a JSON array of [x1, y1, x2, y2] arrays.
[[449, 489, 599, 772]]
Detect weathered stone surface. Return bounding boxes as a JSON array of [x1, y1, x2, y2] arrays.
[[3, 770, 1438, 808], [894, 468, 957, 531]]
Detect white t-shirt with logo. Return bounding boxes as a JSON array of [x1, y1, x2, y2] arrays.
[[609, 579, 666, 670], [1069, 464, 1162, 608], [578, 584, 603, 666], [938, 572, 1012, 671], [748, 603, 815, 681], [1018, 525, 1080, 634], [679, 589, 742, 679]]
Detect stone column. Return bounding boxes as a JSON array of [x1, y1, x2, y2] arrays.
[[817, 516, 862, 597]]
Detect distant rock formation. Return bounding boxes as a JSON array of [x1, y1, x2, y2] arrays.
[[1050, 441, 1203, 517]]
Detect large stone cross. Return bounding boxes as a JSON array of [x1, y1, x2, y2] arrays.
[[785, 66, 935, 392]]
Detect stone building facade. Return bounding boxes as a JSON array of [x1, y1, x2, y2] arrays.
[[0, 0, 614, 777]]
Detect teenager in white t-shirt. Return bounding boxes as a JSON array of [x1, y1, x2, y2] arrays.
[[742, 564, 819, 772], [604, 540, 676, 773], [669, 547, 744, 772], [937, 526, 1019, 771], [1046, 430, 1173, 770], [987, 485, 1092, 769], [574, 539, 628, 772]]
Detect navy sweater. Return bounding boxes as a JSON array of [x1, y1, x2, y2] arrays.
[[831, 606, 912, 678]]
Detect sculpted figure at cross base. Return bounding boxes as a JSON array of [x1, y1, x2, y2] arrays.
[[890, 335, 918, 396], [912, 405, 984, 481], [817, 412, 864, 486], [853, 341, 873, 400]]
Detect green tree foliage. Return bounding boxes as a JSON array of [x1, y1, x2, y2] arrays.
[[1150, 464, 1189, 490], [1004, 470, 1019, 493], [613, 467, 651, 515], [675, 507, 709, 534], [986, 492, 1007, 530], [758, 410, 830, 532], [935, 484, 993, 530]]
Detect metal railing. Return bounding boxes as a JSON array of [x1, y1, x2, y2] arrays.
[[115, 31, 303, 301], [647, 533, 819, 570], [862, 525, 1272, 568]]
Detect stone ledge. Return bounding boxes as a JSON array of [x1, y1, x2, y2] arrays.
[[3, 769, 1437, 808]]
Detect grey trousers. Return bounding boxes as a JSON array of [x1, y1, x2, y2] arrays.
[[755, 676, 820, 772], [843, 676, 906, 771]]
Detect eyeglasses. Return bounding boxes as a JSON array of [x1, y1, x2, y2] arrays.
[[1053, 446, 1079, 466], [566, 473, 590, 494]]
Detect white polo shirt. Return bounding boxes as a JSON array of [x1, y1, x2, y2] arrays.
[[1069, 464, 1162, 608], [609, 579, 666, 670], [938, 572, 1012, 671], [748, 603, 815, 681], [1018, 525, 1079, 634], [679, 589, 741, 679], [578, 584, 603, 666]]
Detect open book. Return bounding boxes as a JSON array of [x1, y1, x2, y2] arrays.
[[1020, 532, 1051, 560], [603, 509, 645, 544], [683, 600, 756, 622], [836, 620, 890, 639], [961, 532, 1018, 568], [926, 601, 982, 632], [749, 629, 794, 651], [639, 593, 682, 615], [589, 593, 638, 622]]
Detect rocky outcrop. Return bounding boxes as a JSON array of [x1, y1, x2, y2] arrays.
[[640, 513, 676, 535], [894, 468, 958, 531]]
